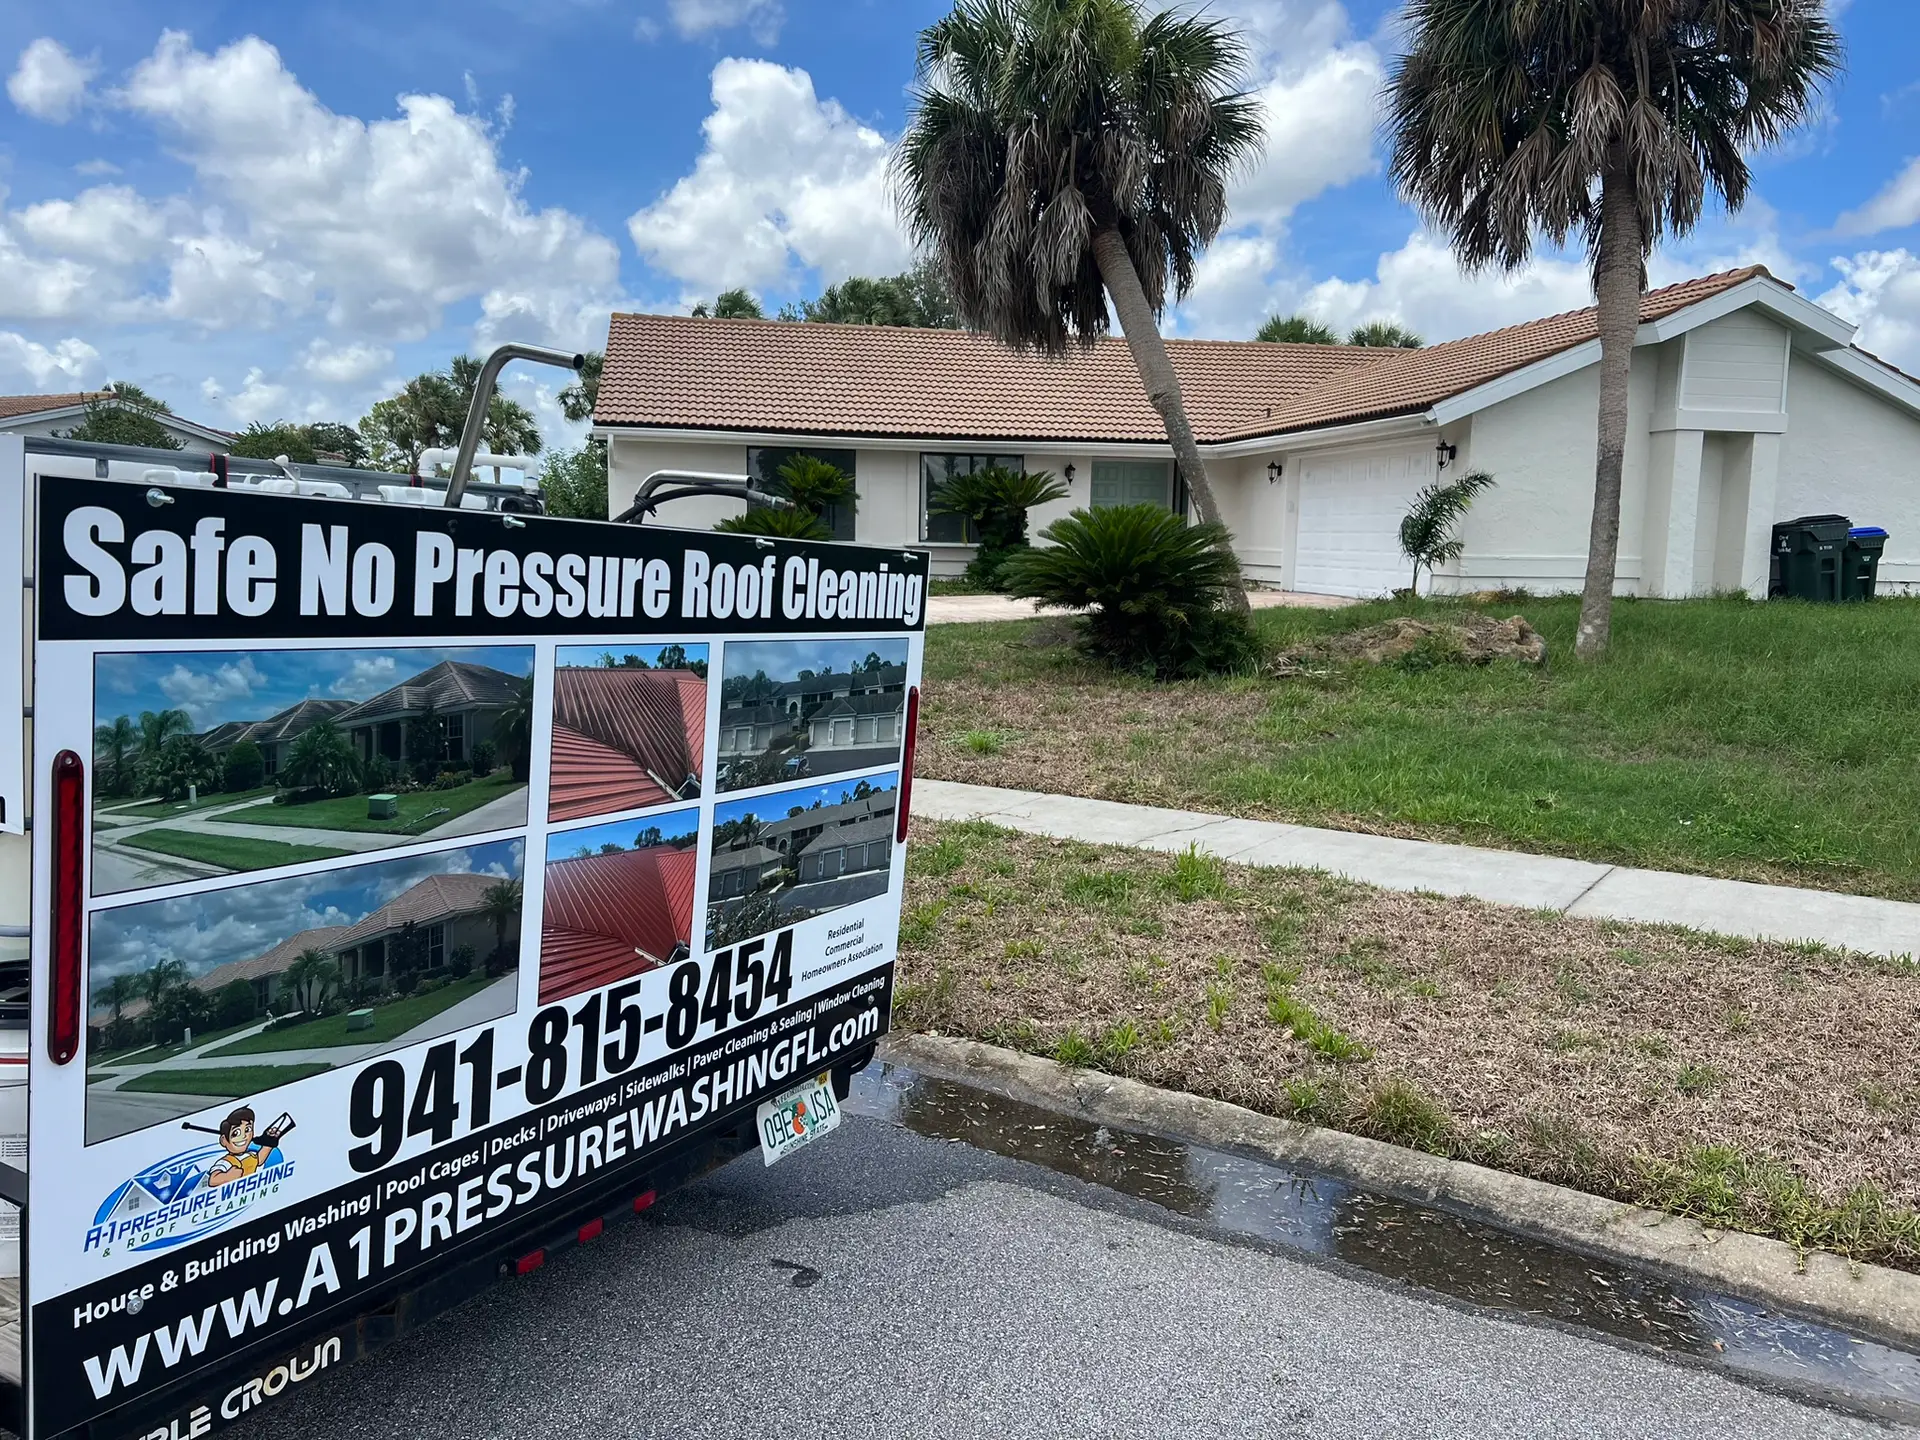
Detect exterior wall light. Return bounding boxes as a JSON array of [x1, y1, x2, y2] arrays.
[[1267, 460, 1284, 484], [1063, 463, 1076, 485], [1436, 440, 1458, 470]]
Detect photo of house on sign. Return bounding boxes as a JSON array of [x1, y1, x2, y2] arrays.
[[715, 639, 908, 794]]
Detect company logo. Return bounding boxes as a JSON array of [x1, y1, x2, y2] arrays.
[[86, 1108, 297, 1257]]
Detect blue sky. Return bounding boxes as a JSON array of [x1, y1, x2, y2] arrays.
[[555, 642, 709, 670], [4, 1, 1917, 453], [547, 807, 699, 861], [89, 836, 523, 985], [96, 644, 534, 729], [712, 770, 896, 834], [722, 637, 907, 686]]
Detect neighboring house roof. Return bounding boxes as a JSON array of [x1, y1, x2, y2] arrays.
[[0, 391, 103, 419], [811, 693, 905, 723], [0, 391, 234, 444], [331, 872, 503, 950], [803, 814, 893, 852], [711, 842, 785, 874], [763, 792, 896, 841], [549, 667, 706, 823], [190, 926, 354, 995], [202, 697, 355, 750], [336, 660, 523, 726], [780, 665, 908, 697], [594, 269, 1776, 446], [718, 702, 789, 728], [537, 847, 696, 1002]]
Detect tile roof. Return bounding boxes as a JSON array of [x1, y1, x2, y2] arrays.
[[548, 667, 706, 824], [537, 846, 696, 1003], [0, 391, 103, 420], [202, 698, 355, 750], [596, 269, 1771, 446], [763, 791, 896, 840], [191, 926, 354, 994], [332, 872, 505, 950], [336, 660, 525, 726]]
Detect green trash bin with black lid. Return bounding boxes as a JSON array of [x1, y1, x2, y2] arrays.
[[1770, 515, 1850, 601], [1843, 526, 1888, 601]]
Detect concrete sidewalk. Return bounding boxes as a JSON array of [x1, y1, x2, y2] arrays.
[[913, 779, 1920, 960], [926, 589, 1352, 624]]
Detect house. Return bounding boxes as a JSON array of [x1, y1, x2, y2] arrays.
[[538, 845, 696, 1002], [804, 693, 904, 767], [760, 790, 896, 869], [592, 268, 1920, 598], [335, 659, 524, 768], [0, 392, 234, 452], [200, 698, 355, 779], [789, 811, 892, 885], [185, 872, 508, 1011], [707, 842, 787, 900], [716, 702, 792, 766], [548, 666, 706, 822]]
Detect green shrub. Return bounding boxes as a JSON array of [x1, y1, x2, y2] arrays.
[[1003, 505, 1259, 678], [929, 465, 1068, 590], [717, 453, 853, 541], [214, 979, 257, 1029], [222, 739, 265, 793], [450, 944, 476, 980], [470, 740, 497, 775]]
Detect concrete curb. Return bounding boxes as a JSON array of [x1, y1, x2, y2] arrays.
[[884, 1031, 1920, 1356]]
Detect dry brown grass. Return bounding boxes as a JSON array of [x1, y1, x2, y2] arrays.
[[896, 818, 1920, 1267]]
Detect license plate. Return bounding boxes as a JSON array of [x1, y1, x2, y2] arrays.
[[757, 1073, 841, 1166]]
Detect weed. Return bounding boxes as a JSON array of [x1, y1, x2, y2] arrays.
[[1612, 946, 1651, 968], [1555, 967, 1593, 1004], [1003, 938, 1044, 960], [911, 838, 973, 879], [1260, 915, 1304, 955], [1677, 1063, 1721, 1097], [1152, 1017, 1178, 1047], [1307, 1027, 1374, 1064], [1723, 1008, 1754, 1036], [1284, 1076, 1339, 1125], [1633, 1034, 1675, 1059], [892, 965, 957, 1027], [1124, 960, 1152, 989], [1099, 1020, 1142, 1067], [963, 730, 1005, 756], [1364, 1077, 1452, 1153], [1408, 978, 1441, 999], [1205, 981, 1233, 1031], [1266, 989, 1317, 1035], [899, 901, 948, 949], [1063, 869, 1133, 910], [1053, 1030, 1097, 1067], [1168, 844, 1229, 902], [1547, 1029, 1600, 1053]]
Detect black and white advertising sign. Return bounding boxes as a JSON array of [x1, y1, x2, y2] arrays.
[[26, 476, 924, 1437]]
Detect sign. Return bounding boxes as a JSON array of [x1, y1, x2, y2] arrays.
[[757, 1072, 841, 1166], [25, 475, 925, 1437]]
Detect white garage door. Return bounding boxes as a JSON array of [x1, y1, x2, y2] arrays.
[[1293, 444, 1433, 598]]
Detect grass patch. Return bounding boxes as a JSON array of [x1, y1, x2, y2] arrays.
[[204, 976, 499, 1055], [118, 1063, 332, 1097], [963, 730, 1004, 756], [117, 829, 350, 871], [97, 786, 277, 821], [91, 1022, 258, 1068], [920, 595, 1920, 901], [232, 773, 526, 837]]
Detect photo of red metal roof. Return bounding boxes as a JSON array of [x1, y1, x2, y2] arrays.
[[537, 845, 697, 1003], [549, 666, 707, 822]]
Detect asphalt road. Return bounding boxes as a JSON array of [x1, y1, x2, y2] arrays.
[[227, 1108, 1910, 1440]]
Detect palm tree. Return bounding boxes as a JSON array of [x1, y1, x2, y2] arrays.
[[1256, 315, 1338, 345], [140, 957, 186, 1041], [895, 0, 1265, 615], [1348, 322, 1422, 350], [94, 715, 138, 797], [281, 949, 340, 1013], [495, 676, 535, 782], [136, 708, 192, 790], [1386, 1, 1841, 657], [481, 880, 523, 961], [284, 719, 361, 794], [95, 972, 139, 1029]]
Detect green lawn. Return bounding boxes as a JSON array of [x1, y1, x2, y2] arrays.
[[97, 786, 276, 822], [235, 772, 526, 836], [117, 828, 349, 870], [117, 1063, 332, 1097], [920, 595, 1920, 901], [204, 975, 502, 1056], [91, 1021, 261, 1068]]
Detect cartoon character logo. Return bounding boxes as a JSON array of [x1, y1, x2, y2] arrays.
[[85, 1111, 298, 1256]]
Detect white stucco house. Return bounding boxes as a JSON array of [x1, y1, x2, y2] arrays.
[[0, 392, 233, 453], [591, 267, 1920, 598]]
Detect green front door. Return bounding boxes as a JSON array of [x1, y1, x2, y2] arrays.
[[1090, 460, 1172, 509]]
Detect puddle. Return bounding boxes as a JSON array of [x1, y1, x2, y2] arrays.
[[851, 1061, 1920, 1422]]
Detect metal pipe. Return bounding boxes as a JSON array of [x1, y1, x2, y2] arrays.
[[444, 343, 584, 508]]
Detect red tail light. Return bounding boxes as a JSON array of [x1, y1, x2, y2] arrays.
[[514, 1250, 545, 1276], [896, 685, 919, 845], [50, 749, 85, 1066], [577, 1217, 603, 1244], [632, 1190, 657, 1213]]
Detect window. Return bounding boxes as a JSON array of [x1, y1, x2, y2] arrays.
[[1090, 460, 1172, 511], [428, 924, 446, 970], [363, 938, 385, 978], [748, 446, 857, 541], [920, 452, 1025, 543], [445, 714, 465, 761]]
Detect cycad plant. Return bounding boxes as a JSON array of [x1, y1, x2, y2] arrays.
[[1399, 470, 1495, 594], [1004, 504, 1259, 677], [1387, 0, 1841, 657], [929, 465, 1069, 589], [894, 0, 1265, 614], [717, 454, 854, 542]]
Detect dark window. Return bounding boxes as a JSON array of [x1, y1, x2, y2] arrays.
[[1090, 460, 1171, 510], [445, 714, 465, 761], [920, 453, 1025, 543], [748, 447, 857, 541]]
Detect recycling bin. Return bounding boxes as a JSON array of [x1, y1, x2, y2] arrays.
[[1843, 526, 1889, 602], [1770, 515, 1850, 602]]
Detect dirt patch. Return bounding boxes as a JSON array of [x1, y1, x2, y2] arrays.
[[1268, 613, 1547, 676], [897, 819, 1920, 1267]]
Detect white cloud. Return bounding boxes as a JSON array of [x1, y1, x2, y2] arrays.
[[157, 655, 267, 725], [667, 0, 785, 44], [16, 186, 172, 263], [329, 655, 398, 696], [300, 339, 392, 385], [1836, 157, 1920, 238], [7, 38, 96, 123], [0, 331, 100, 389], [1230, 44, 1383, 230], [75, 159, 121, 178], [1819, 250, 1920, 369], [627, 58, 908, 295]]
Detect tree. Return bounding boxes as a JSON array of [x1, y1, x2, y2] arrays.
[[928, 465, 1069, 589], [307, 422, 368, 466], [140, 958, 187, 1041], [229, 421, 368, 466], [782, 259, 964, 328], [1399, 470, 1495, 593], [1386, 0, 1840, 657], [716, 453, 854, 540], [64, 387, 183, 449], [405, 702, 447, 781], [1256, 315, 1338, 344], [896, 0, 1265, 616], [222, 738, 265, 793], [281, 949, 340, 1013], [656, 644, 689, 670], [495, 677, 535, 782], [541, 444, 609, 520], [691, 288, 764, 319], [358, 356, 543, 473], [1348, 321, 1423, 349], [95, 973, 140, 1031], [214, 979, 258, 1029], [481, 880, 523, 974], [136, 708, 193, 788], [94, 715, 137, 797], [285, 719, 361, 794], [558, 351, 602, 423], [149, 734, 217, 801]]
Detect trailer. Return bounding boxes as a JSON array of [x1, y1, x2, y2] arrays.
[[0, 353, 927, 1437]]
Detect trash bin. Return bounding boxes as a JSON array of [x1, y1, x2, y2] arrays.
[[1843, 526, 1889, 602], [1770, 514, 1850, 602]]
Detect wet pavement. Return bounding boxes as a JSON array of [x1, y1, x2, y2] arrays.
[[224, 1058, 1920, 1440]]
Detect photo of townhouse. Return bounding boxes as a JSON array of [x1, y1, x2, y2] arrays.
[[706, 773, 899, 949], [537, 811, 699, 1004], [716, 639, 908, 794], [85, 838, 524, 1143], [92, 646, 533, 896], [548, 645, 708, 823]]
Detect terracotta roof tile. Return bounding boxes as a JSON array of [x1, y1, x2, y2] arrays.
[[0, 391, 104, 420], [537, 846, 695, 1003], [336, 660, 524, 727], [596, 269, 1772, 446], [190, 926, 354, 994]]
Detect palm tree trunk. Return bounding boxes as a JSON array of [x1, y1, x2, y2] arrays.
[[1090, 228, 1251, 617], [1575, 160, 1645, 660]]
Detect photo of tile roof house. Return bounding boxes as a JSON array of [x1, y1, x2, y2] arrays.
[[538, 824, 698, 1004], [549, 656, 707, 823], [593, 268, 1920, 597], [717, 653, 907, 791], [707, 779, 898, 947]]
